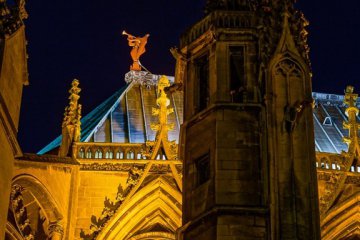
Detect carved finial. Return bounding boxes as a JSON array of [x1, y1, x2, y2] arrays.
[[59, 79, 82, 158], [18, 0, 28, 20], [122, 30, 150, 71], [151, 76, 174, 136], [144, 76, 177, 160], [342, 85, 360, 154]]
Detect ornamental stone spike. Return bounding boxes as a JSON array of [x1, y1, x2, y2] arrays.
[[342, 85, 360, 153], [59, 79, 82, 158]]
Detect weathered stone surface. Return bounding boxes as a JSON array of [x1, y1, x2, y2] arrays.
[[0, 19, 28, 238], [180, 1, 320, 239]]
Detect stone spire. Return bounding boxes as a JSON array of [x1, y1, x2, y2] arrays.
[[59, 79, 82, 158], [318, 86, 360, 219], [143, 76, 177, 160], [343, 85, 360, 154], [0, 0, 28, 37]]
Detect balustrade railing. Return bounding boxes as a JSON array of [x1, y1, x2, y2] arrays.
[[73, 142, 167, 160], [315, 153, 360, 173]]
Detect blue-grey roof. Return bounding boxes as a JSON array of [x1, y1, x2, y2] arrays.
[[312, 92, 360, 154], [38, 85, 354, 155], [38, 79, 184, 155], [38, 86, 128, 154]]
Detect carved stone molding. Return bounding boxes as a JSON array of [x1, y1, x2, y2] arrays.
[[10, 184, 34, 240], [0, 0, 28, 37], [80, 163, 146, 172], [48, 222, 64, 240], [124, 71, 175, 87], [80, 165, 146, 239]]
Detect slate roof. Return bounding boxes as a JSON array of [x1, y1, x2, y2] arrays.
[[38, 80, 355, 155], [312, 92, 360, 154], [38, 77, 183, 154]]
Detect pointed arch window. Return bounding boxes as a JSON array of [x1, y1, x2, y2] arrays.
[[331, 163, 336, 170], [95, 149, 103, 159], [78, 148, 85, 158], [86, 149, 92, 158], [116, 150, 124, 159], [136, 153, 142, 160], [195, 54, 209, 112], [195, 152, 210, 187], [127, 151, 135, 159], [105, 150, 113, 159], [323, 117, 332, 126], [229, 46, 246, 103]]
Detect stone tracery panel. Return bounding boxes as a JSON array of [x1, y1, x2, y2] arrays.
[[8, 184, 50, 240], [271, 56, 318, 238], [9, 184, 35, 240], [8, 176, 65, 240]]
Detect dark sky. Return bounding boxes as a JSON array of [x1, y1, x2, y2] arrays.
[[18, 1, 360, 153]]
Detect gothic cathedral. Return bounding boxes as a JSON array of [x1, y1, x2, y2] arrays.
[[0, 0, 360, 240]]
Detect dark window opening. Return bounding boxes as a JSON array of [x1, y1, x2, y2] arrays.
[[229, 46, 246, 103], [196, 54, 209, 112], [323, 117, 332, 126], [195, 153, 210, 187]]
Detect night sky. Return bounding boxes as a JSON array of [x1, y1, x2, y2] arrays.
[[18, 1, 360, 153]]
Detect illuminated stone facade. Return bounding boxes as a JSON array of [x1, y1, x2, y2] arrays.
[[0, 0, 29, 238], [7, 75, 183, 240], [313, 89, 360, 239], [1, 0, 360, 240]]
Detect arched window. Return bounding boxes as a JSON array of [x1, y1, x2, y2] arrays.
[[323, 117, 332, 126], [331, 163, 336, 170], [78, 148, 85, 158], [127, 151, 134, 159], [86, 149, 92, 158], [116, 151, 124, 159], [136, 153, 142, 159], [105, 150, 113, 159], [95, 149, 103, 159]]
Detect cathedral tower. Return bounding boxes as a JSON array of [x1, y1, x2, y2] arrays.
[[178, 0, 320, 239]]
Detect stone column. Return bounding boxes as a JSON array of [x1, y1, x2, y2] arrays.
[[48, 222, 64, 240]]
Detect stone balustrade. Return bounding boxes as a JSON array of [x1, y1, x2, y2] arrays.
[[73, 142, 171, 161], [316, 153, 360, 173]]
